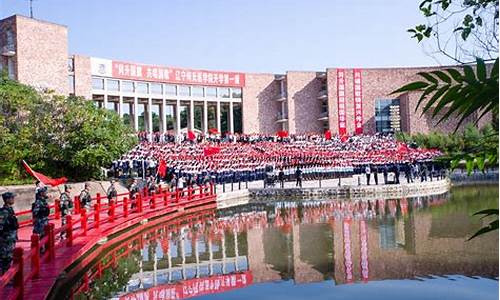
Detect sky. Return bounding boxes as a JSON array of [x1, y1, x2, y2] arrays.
[[0, 0, 454, 73]]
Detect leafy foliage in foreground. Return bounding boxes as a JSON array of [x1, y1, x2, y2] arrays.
[[391, 58, 498, 174], [0, 74, 136, 184], [396, 123, 498, 174], [391, 58, 499, 240]]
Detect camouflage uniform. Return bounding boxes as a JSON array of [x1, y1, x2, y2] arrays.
[[60, 191, 73, 221], [59, 191, 73, 238], [79, 189, 92, 212], [106, 184, 117, 215], [0, 205, 18, 274], [32, 195, 50, 236], [129, 182, 139, 209]]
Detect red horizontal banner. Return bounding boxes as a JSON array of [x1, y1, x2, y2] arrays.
[[112, 61, 246, 87], [120, 271, 253, 300]]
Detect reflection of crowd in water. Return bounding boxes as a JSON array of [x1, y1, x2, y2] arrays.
[[213, 194, 450, 234], [69, 194, 452, 299]]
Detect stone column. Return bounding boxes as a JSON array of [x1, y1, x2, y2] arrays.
[[229, 101, 234, 133], [216, 101, 221, 133], [119, 95, 124, 118], [203, 100, 208, 133], [103, 80, 108, 110], [133, 97, 139, 132], [189, 100, 195, 131], [176, 99, 181, 134], [162, 98, 167, 133], [148, 98, 153, 135]]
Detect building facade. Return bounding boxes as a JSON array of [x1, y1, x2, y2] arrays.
[[0, 15, 488, 135]]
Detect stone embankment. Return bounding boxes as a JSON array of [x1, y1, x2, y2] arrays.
[[216, 177, 452, 207]]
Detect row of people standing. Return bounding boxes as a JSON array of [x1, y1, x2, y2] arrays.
[[362, 162, 448, 185]]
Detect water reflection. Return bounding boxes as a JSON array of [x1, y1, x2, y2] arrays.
[[57, 187, 498, 300]]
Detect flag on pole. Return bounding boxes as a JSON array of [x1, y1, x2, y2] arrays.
[[187, 130, 196, 141], [325, 130, 332, 140], [158, 159, 167, 178], [22, 160, 67, 187], [276, 130, 288, 138], [203, 146, 221, 156]]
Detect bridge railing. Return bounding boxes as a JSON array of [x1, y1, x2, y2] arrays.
[[0, 183, 215, 300]]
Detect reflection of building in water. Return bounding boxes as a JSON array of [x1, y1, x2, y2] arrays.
[[70, 193, 498, 299]]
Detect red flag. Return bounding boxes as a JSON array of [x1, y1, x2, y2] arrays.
[[187, 130, 196, 141], [158, 159, 167, 177], [22, 160, 67, 187], [277, 130, 288, 138], [397, 142, 409, 153], [204, 146, 221, 156], [325, 130, 332, 140], [208, 128, 219, 134]]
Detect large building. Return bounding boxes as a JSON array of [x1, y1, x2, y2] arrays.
[[0, 15, 488, 135]]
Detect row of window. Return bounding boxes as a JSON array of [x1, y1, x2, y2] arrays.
[[92, 77, 242, 98]]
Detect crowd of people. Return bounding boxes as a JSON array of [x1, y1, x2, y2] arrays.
[[0, 132, 445, 275], [112, 132, 443, 188]]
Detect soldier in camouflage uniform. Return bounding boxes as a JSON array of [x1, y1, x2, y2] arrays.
[[79, 182, 92, 213], [106, 180, 117, 215], [0, 192, 19, 274], [32, 186, 50, 237], [59, 185, 73, 239], [129, 179, 140, 210]]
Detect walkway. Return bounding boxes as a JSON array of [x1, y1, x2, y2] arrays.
[[0, 185, 217, 300]]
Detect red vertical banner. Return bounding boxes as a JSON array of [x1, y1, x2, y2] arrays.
[[337, 69, 347, 136], [343, 218, 353, 283], [353, 69, 363, 134], [359, 219, 369, 282]]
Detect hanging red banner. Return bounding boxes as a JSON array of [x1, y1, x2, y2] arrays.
[[337, 69, 347, 136], [353, 69, 363, 134], [359, 219, 369, 282]]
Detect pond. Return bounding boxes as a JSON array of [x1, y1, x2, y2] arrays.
[[49, 185, 499, 300]]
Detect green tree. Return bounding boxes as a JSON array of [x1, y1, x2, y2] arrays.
[[0, 74, 136, 183]]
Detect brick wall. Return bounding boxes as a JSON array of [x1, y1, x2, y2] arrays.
[[73, 54, 92, 99], [14, 15, 68, 95], [242, 73, 281, 134], [326, 66, 487, 135], [286, 71, 323, 134]]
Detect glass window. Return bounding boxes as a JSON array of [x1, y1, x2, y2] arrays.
[[192, 86, 204, 97], [375, 99, 400, 133], [136, 82, 148, 94], [165, 84, 177, 96], [151, 83, 163, 95], [107, 79, 119, 92], [218, 87, 230, 98], [92, 77, 104, 90], [179, 86, 190, 97], [122, 81, 134, 93], [206, 87, 217, 98], [231, 88, 242, 98]]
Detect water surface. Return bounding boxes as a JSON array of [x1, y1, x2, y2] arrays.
[[52, 185, 499, 300]]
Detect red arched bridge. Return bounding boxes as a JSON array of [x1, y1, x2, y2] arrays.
[[0, 184, 217, 300]]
